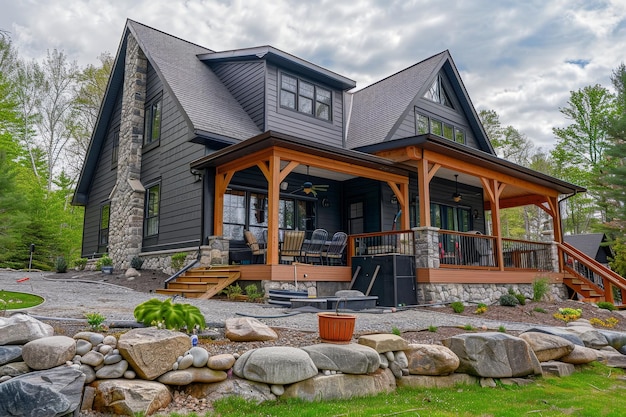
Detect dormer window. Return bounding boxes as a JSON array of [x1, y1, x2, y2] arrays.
[[424, 75, 453, 109], [280, 73, 332, 121], [415, 111, 465, 144]]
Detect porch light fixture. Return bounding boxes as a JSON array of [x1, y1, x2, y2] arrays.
[[280, 181, 289, 191], [303, 181, 313, 194], [452, 174, 462, 203], [390, 195, 398, 205]]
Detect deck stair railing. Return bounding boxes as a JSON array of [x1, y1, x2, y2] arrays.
[[559, 242, 626, 305]]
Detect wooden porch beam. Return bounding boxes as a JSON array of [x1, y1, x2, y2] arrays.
[[484, 194, 548, 210], [213, 171, 234, 235], [387, 181, 410, 229]]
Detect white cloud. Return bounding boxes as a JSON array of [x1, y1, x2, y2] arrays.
[[1, 0, 625, 150]]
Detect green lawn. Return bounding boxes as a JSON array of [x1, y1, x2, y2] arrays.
[[0, 290, 44, 310]]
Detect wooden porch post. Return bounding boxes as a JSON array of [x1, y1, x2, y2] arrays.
[[213, 171, 234, 236], [482, 178, 506, 271], [546, 195, 564, 271], [266, 154, 281, 265]]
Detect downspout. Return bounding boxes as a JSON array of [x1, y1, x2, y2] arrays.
[[557, 190, 579, 241]]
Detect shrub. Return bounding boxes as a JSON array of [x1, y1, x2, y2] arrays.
[[498, 325, 507, 333], [95, 254, 113, 269], [553, 307, 582, 322], [55, 256, 67, 273], [74, 257, 88, 271], [85, 312, 106, 331], [244, 284, 263, 302], [532, 277, 550, 301], [515, 293, 526, 306], [596, 301, 616, 311], [133, 298, 206, 331], [474, 303, 487, 314], [463, 324, 475, 331], [171, 252, 188, 271], [391, 326, 401, 336], [590, 317, 619, 328], [533, 307, 547, 313], [499, 293, 520, 307], [222, 284, 243, 300], [428, 325, 438, 332], [131, 256, 144, 270], [450, 301, 465, 313]]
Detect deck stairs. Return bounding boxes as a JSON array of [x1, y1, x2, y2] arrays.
[[559, 242, 626, 306], [155, 266, 240, 300]]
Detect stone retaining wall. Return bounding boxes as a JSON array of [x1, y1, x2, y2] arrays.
[[417, 283, 569, 305]]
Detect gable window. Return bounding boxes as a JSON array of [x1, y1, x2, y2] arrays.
[[280, 73, 332, 121], [415, 111, 466, 145], [98, 203, 110, 252], [111, 130, 119, 170], [144, 183, 160, 237], [424, 75, 453, 109], [144, 95, 162, 146]]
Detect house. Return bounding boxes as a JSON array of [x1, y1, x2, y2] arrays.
[[564, 234, 613, 267], [73, 19, 626, 306]]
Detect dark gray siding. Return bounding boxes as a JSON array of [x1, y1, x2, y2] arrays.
[[141, 62, 205, 251], [81, 91, 123, 257], [266, 65, 344, 147], [210, 61, 266, 131]]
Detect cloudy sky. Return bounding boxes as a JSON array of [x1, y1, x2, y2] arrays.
[[1, 0, 625, 150]]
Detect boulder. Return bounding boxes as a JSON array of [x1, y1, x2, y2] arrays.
[[541, 361, 575, 377], [0, 314, 53, 345], [125, 267, 140, 278], [398, 373, 478, 389], [157, 367, 227, 385], [564, 325, 609, 349], [224, 317, 278, 342], [117, 328, 190, 380], [233, 346, 318, 385], [523, 327, 584, 346], [0, 366, 85, 416], [598, 329, 626, 351], [560, 345, 598, 365], [0, 345, 23, 365], [358, 334, 409, 353], [207, 353, 236, 370], [393, 350, 408, 368], [301, 343, 380, 374], [599, 351, 626, 368], [91, 379, 170, 416], [518, 332, 574, 362], [22, 336, 76, 370], [405, 343, 460, 375], [443, 332, 541, 378], [184, 376, 277, 403], [282, 368, 396, 401], [0, 361, 30, 377]]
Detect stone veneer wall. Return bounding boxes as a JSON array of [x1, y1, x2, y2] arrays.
[[108, 33, 147, 270], [417, 283, 568, 306]]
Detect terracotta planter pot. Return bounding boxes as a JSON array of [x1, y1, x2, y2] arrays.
[[317, 312, 356, 344]]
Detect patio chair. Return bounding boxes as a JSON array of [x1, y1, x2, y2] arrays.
[[323, 231, 348, 265], [280, 230, 306, 264], [303, 228, 328, 264], [244, 230, 266, 264]]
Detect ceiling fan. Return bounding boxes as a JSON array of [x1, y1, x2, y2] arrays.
[[291, 166, 329, 197]]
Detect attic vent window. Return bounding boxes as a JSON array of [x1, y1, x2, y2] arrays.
[[424, 75, 453, 109], [280, 73, 332, 121]]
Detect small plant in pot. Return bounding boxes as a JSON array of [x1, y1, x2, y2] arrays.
[[96, 254, 113, 274], [317, 298, 356, 344]]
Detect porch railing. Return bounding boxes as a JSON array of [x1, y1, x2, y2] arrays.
[[437, 230, 497, 268], [348, 230, 415, 258], [501, 238, 552, 270]]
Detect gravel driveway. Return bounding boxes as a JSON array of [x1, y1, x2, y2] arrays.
[[0, 270, 534, 333]]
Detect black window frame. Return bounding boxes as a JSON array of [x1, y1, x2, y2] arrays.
[[144, 182, 161, 238], [98, 203, 110, 253], [280, 73, 332, 121], [111, 129, 119, 170], [143, 93, 162, 148], [415, 111, 466, 145]]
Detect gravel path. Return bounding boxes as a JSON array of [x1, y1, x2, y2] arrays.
[[0, 270, 535, 333]]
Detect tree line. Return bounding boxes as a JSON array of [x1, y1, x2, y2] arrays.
[[0, 32, 111, 269]]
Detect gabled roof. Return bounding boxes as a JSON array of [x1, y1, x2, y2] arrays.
[[346, 50, 493, 154], [73, 20, 261, 205], [199, 46, 356, 91], [564, 233, 613, 261]]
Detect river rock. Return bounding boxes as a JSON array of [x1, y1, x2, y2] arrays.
[[188, 346, 209, 367], [443, 332, 541, 378], [74, 331, 105, 345], [184, 376, 277, 403], [358, 334, 409, 353], [117, 328, 190, 380], [233, 346, 318, 385], [91, 379, 170, 415], [22, 336, 76, 370], [103, 353, 123, 365], [0, 345, 23, 365], [0, 361, 30, 377], [302, 343, 380, 374], [95, 359, 129, 379], [177, 353, 194, 370], [75, 339, 92, 356], [518, 332, 575, 362], [81, 350, 105, 367], [207, 353, 236, 370], [0, 366, 85, 416], [102, 335, 117, 347], [0, 314, 53, 345], [157, 367, 227, 385], [405, 343, 460, 375], [80, 364, 97, 384], [224, 317, 278, 342], [282, 368, 396, 401]]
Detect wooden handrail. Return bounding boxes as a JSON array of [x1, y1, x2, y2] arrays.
[[558, 242, 626, 303]]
